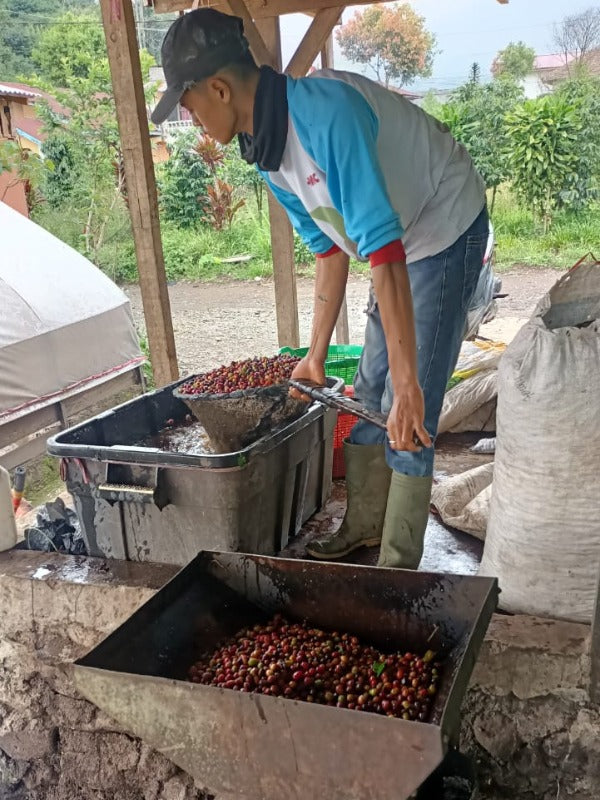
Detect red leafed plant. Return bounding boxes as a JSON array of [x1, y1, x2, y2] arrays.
[[194, 135, 225, 174], [203, 179, 245, 230]]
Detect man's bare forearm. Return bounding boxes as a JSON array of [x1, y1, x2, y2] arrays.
[[307, 250, 350, 363], [371, 261, 418, 391]]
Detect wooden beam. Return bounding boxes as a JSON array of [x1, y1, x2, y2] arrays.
[[256, 16, 300, 348], [267, 190, 300, 348], [99, 0, 178, 387], [222, 0, 275, 66], [285, 7, 343, 78], [320, 30, 334, 69], [153, 0, 363, 20], [591, 564, 600, 703]]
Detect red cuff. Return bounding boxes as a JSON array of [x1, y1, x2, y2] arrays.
[[369, 240, 406, 268], [316, 244, 341, 259]]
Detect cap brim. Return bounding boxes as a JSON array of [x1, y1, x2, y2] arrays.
[[151, 86, 185, 125]]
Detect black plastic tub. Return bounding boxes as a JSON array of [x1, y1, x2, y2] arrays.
[[47, 378, 339, 565]]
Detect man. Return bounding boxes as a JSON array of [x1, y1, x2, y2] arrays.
[[152, 9, 488, 569]]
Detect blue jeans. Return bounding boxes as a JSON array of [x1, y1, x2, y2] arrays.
[[350, 206, 489, 477]]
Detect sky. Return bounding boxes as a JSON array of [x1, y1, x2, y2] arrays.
[[278, 0, 598, 92]]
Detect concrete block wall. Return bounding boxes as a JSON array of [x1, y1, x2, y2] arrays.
[[0, 551, 208, 800], [462, 615, 599, 799]]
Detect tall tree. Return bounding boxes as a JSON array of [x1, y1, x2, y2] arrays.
[[30, 10, 155, 262], [438, 79, 523, 214], [469, 62, 481, 84], [336, 3, 436, 87], [0, 0, 95, 79], [31, 9, 106, 86], [141, 5, 178, 65], [492, 41, 535, 80], [553, 7, 600, 71], [506, 95, 582, 231]]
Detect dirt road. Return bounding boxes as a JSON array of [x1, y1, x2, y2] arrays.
[[125, 267, 559, 377]]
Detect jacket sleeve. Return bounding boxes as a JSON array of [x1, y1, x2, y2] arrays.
[[260, 169, 336, 255], [289, 77, 404, 260]]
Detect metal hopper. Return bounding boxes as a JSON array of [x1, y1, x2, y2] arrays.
[[73, 552, 498, 800]]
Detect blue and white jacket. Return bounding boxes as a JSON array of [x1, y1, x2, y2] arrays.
[[259, 69, 486, 264]]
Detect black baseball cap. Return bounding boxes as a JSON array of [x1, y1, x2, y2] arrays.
[[151, 9, 250, 125]]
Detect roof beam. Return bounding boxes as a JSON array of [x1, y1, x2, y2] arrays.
[[153, 0, 366, 19], [222, 0, 276, 66], [285, 6, 343, 77]]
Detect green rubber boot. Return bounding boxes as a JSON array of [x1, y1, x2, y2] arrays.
[[377, 473, 434, 569], [305, 441, 392, 560]]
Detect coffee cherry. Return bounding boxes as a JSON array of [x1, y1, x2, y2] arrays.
[[187, 615, 441, 722], [179, 354, 301, 396]]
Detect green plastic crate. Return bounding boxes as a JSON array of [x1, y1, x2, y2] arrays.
[[280, 344, 363, 385]]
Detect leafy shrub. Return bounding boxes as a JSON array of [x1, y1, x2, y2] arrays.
[[156, 129, 210, 227], [506, 95, 581, 231]]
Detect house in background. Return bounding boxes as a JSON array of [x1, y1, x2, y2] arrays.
[[0, 81, 69, 216], [521, 49, 600, 98], [1, 84, 39, 215]]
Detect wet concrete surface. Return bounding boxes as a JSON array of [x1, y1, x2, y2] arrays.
[[0, 549, 178, 588], [284, 432, 491, 575]]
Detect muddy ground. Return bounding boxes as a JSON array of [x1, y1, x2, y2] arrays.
[[125, 267, 559, 377]]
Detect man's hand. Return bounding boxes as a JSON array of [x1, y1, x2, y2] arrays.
[[289, 356, 327, 400], [387, 382, 432, 452], [370, 260, 433, 452]]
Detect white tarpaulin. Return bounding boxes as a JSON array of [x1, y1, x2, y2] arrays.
[[0, 201, 143, 419]]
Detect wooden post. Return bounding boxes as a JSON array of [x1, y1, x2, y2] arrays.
[[256, 16, 300, 348], [319, 31, 350, 345], [590, 565, 600, 703], [320, 30, 334, 70], [99, 0, 178, 386]]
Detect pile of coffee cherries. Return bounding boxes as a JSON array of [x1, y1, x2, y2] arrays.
[[188, 614, 442, 721], [179, 354, 301, 396]]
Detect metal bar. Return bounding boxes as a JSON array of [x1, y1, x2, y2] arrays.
[[289, 379, 388, 429]]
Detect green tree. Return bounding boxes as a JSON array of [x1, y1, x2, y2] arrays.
[[0, 0, 95, 79], [438, 79, 523, 213], [220, 142, 265, 218], [31, 9, 106, 85], [468, 62, 481, 85], [554, 76, 600, 209], [505, 95, 581, 231], [28, 10, 156, 261], [156, 129, 211, 227], [336, 3, 436, 87], [491, 41, 535, 81], [41, 134, 76, 207], [139, 5, 178, 64]]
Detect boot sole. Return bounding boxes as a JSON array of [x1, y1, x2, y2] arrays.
[[305, 538, 382, 560]]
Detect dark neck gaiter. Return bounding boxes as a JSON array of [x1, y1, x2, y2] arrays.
[[238, 65, 288, 172]]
